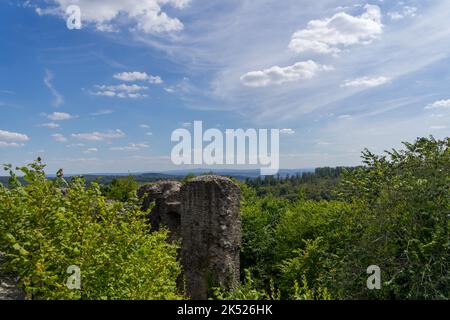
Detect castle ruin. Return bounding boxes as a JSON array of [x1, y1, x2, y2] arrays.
[[138, 175, 241, 300]]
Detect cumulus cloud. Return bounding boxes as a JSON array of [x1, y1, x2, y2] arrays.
[[388, 6, 418, 20], [425, 99, 450, 110], [288, 5, 383, 54], [36, 0, 191, 34], [47, 112, 77, 121], [72, 129, 126, 141], [0, 129, 29, 142], [93, 84, 148, 98], [149, 75, 163, 84], [113, 71, 163, 84], [110, 143, 149, 151], [241, 60, 333, 87], [342, 76, 391, 88], [52, 133, 68, 142], [44, 69, 64, 107]]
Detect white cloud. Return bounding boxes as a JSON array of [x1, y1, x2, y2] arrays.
[[44, 69, 64, 107], [114, 71, 147, 81], [93, 83, 148, 98], [83, 148, 98, 154], [288, 5, 382, 54], [90, 109, 114, 116], [114, 71, 163, 84], [241, 60, 333, 87], [52, 133, 68, 142], [36, 0, 191, 34], [342, 76, 391, 88], [72, 129, 126, 141], [96, 84, 148, 92], [40, 122, 60, 129], [181, 122, 192, 128], [139, 124, 150, 129], [0, 129, 29, 142], [0, 141, 24, 148], [110, 143, 149, 151], [145, 132, 153, 136], [127, 93, 146, 98], [149, 75, 163, 84], [280, 128, 295, 135], [47, 112, 77, 121], [425, 99, 450, 110], [388, 6, 418, 20]]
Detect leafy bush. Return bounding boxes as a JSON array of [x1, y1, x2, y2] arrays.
[[211, 270, 271, 300], [102, 175, 139, 202], [0, 160, 183, 300], [239, 183, 291, 287], [239, 137, 449, 300], [337, 136, 450, 299]]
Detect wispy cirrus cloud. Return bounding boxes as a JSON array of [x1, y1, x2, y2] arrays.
[[46, 112, 77, 121], [40, 122, 60, 129], [342, 76, 391, 88], [72, 129, 126, 141], [388, 6, 418, 21], [110, 143, 149, 151], [44, 69, 64, 107], [0, 141, 24, 148], [52, 133, 68, 142], [90, 109, 114, 116]]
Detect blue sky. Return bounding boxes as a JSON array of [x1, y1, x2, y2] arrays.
[[0, 0, 449, 174]]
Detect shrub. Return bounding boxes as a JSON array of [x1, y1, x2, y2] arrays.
[[103, 175, 139, 202], [0, 160, 183, 300]]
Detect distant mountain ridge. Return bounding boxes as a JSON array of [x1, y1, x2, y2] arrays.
[[0, 168, 315, 185]]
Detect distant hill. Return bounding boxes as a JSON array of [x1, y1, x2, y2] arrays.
[[160, 168, 314, 179]]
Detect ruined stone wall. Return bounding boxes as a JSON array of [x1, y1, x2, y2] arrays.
[[0, 252, 24, 300], [138, 175, 241, 300]]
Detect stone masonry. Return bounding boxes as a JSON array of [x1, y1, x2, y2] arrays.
[[138, 175, 241, 300]]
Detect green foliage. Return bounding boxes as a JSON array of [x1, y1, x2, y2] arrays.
[[211, 270, 272, 300], [0, 160, 183, 300], [245, 167, 353, 201], [1, 136, 447, 300], [291, 275, 332, 300], [181, 173, 196, 184], [238, 137, 449, 300], [102, 175, 139, 202], [240, 183, 291, 287], [337, 136, 450, 299]]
